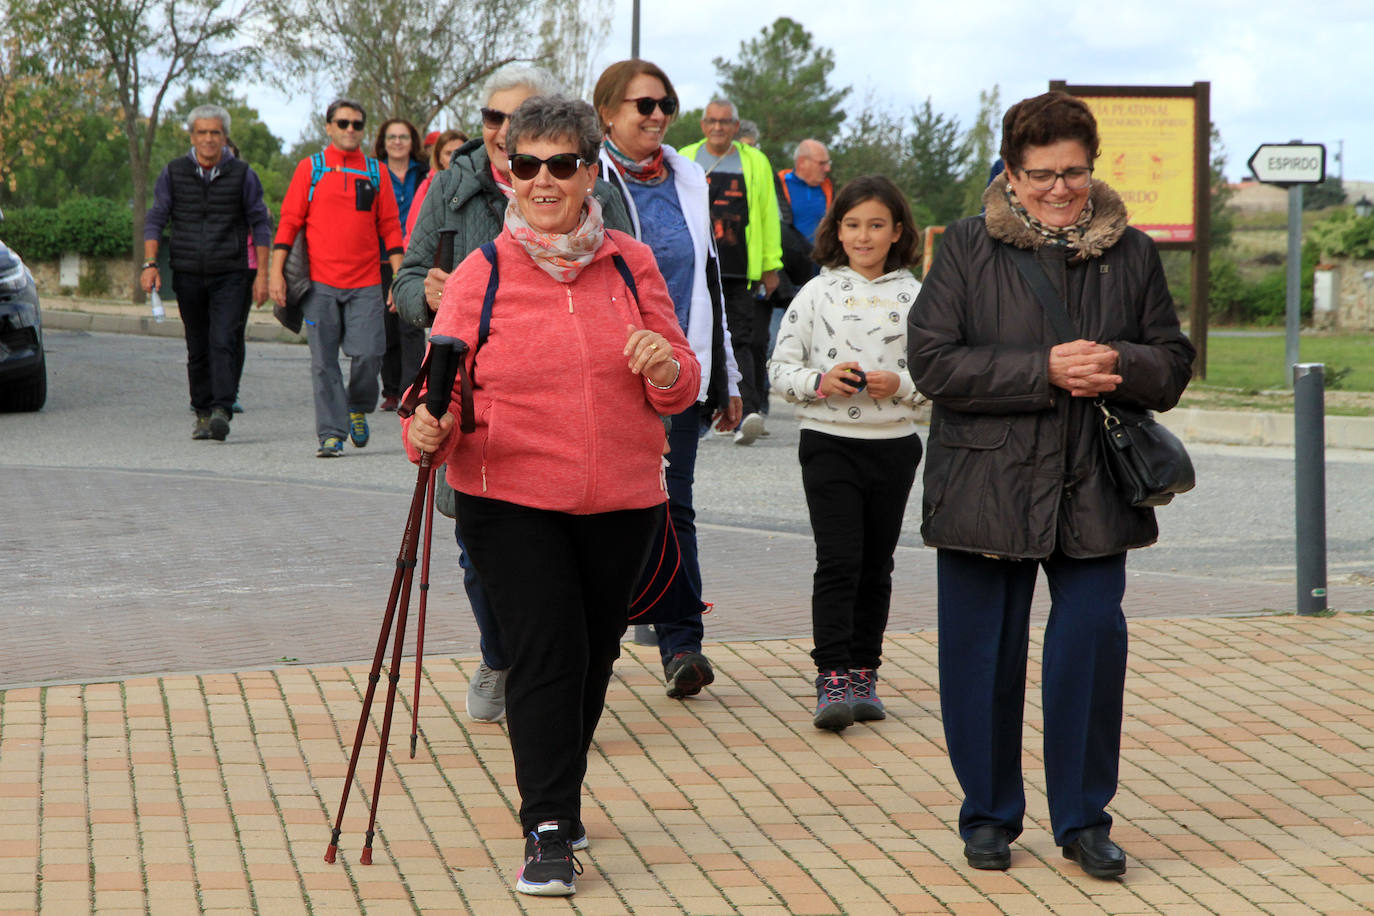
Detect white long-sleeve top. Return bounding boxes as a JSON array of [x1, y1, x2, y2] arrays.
[[767, 265, 926, 439]]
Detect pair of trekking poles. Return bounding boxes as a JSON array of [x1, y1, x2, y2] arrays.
[[324, 232, 464, 866]]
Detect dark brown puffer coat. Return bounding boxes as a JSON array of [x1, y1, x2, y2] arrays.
[[907, 175, 1195, 559]]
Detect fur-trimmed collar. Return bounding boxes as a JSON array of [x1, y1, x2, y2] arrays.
[[982, 172, 1129, 259]]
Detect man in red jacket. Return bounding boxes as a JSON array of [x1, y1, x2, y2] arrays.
[[269, 99, 405, 457]]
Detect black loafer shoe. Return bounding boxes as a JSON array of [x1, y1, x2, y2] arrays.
[[963, 825, 1011, 870], [1063, 826, 1126, 878]]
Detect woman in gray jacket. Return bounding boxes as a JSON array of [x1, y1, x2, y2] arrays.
[[392, 65, 632, 725], [907, 91, 1194, 880]]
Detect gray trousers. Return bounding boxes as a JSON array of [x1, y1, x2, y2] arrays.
[[302, 282, 384, 442]]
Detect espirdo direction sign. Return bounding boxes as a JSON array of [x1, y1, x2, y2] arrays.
[[1247, 143, 1326, 186]]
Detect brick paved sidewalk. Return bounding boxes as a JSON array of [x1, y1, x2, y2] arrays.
[[3, 614, 1373, 915]]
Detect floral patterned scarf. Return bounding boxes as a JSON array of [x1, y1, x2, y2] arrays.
[[1005, 182, 1096, 254], [603, 137, 670, 186], [503, 195, 606, 283]]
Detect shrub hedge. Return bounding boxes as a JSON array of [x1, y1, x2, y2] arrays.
[[1, 198, 133, 261]]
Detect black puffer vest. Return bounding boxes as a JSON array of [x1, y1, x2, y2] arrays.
[[166, 155, 249, 275]]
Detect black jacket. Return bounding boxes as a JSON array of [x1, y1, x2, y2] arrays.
[[907, 176, 1195, 559], [166, 155, 249, 274]]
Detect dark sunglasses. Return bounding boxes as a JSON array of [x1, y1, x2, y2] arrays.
[[625, 96, 678, 117], [480, 107, 510, 129], [508, 152, 585, 181], [332, 118, 365, 131]]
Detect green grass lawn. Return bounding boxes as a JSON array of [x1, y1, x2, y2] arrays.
[[1200, 333, 1374, 391]]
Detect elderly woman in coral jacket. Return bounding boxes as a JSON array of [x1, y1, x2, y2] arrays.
[[403, 95, 698, 898], [908, 91, 1194, 880]]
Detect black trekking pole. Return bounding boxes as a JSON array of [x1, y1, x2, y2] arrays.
[[324, 339, 461, 865], [409, 469, 437, 758], [408, 228, 457, 760]]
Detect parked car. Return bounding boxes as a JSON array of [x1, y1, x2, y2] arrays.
[[0, 217, 46, 412]]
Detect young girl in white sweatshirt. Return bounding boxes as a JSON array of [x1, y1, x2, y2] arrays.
[[767, 175, 926, 732]]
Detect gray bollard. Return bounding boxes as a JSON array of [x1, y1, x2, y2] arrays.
[[633, 624, 655, 645], [1293, 363, 1328, 615]]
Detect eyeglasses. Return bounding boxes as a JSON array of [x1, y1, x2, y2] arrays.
[[480, 107, 510, 129], [1019, 167, 1093, 190], [332, 119, 365, 131], [508, 152, 585, 181], [384, 134, 410, 142], [702, 118, 737, 127], [625, 96, 678, 117]]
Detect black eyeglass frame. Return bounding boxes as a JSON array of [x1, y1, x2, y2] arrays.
[[479, 107, 511, 129], [332, 118, 365, 132], [625, 96, 678, 117], [507, 152, 587, 181], [1017, 166, 1094, 191]]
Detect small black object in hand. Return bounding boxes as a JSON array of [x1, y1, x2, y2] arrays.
[[838, 368, 867, 392]]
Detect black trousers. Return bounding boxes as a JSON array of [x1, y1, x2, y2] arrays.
[[799, 429, 922, 672], [172, 270, 250, 414], [936, 548, 1128, 846], [379, 263, 426, 398], [722, 278, 771, 416], [457, 493, 658, 833]]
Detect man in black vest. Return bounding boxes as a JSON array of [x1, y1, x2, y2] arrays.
[[143, 103, 273, 440]]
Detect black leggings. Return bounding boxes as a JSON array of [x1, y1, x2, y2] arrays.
[[457, 493, 658, 833]]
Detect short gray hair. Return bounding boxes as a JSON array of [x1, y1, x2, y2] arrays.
[[506, 96, 602, 166], [185, 104, 231, 134], [481, 64, 562, 107], [705, 99, 738, 121], [737, 119, 759, 142]]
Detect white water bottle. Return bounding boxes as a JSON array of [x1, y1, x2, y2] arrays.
[[149, 288, 165, 322]]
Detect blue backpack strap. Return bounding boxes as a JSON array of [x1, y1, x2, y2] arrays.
[[611, 253, 638, 307], [364, 155, 380, 188], [307, 152, 326, 202], [477, 242, 499, 351]]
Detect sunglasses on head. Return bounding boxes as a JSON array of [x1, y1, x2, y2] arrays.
[[508, 152, 585, 181], [625, 96, 677, 117], [332, 118, 365, 131], [480, 107, 510, 129]]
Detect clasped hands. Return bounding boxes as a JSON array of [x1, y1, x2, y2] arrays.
[[817, 361, 901, 399], [1048, 339, 1121, 397]]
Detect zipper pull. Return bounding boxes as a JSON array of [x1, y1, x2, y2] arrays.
[[481, 464, 488, 492], [566, 286, 574, 313]]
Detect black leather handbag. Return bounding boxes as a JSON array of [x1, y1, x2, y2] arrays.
[[1005, 244, 1194, 508], [1095, 400, 1195, 507]]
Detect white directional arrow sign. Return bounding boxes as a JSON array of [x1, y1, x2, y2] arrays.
[[1248, 143, 1326, 185]]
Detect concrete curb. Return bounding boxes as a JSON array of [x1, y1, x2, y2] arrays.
[[1158, 406, 1374, 451], [39, 307, 1374, 450]]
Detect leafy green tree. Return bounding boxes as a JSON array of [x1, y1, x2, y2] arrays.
[[712, 17, 850, 170], [150, 87, 289, 210], [905, 98, 972, 226], [957, 86, 1001, 216], [263, 0, 602, 132], [17, 0, 264, 300], [1303, 176, 1345, 211]]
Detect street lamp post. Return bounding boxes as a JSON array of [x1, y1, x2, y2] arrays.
[[1354, 195, 1373, 218]]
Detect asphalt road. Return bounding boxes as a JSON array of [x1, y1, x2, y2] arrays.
[[5, 329, 1373, 581], [2, 329, 1371, 687]]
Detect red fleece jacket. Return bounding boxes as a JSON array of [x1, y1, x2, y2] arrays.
[[273, 146, 404, 289], [402, 228, 700, 515]]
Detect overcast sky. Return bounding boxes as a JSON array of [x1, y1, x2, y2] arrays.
[[253, 0, 1372, 184]]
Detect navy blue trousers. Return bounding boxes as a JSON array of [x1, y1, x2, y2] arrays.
[[654, 404, 706, 666], [936, 548, 1127, 847]]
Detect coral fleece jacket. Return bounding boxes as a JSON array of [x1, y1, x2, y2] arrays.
[[273, 146, 404, 289], [402, 229, 700, 515]]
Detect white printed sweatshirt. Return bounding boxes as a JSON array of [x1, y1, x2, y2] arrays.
[[767, 265, 926, 439]]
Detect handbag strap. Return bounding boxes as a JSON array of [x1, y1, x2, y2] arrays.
[[1004, 244, 1077, 344]]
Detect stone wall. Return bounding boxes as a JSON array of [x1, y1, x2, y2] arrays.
[[1319, 258, 1374, 331], [27, 255, 138, 302]]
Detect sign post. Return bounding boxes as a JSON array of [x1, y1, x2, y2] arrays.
[[1246, 141, 1326, 384]]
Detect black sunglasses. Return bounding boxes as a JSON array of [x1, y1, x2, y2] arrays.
[[508, 152, 585, 181], [332, 118, 365, 131], [625, 96, 678, 117], [480, 107, 510, 129]]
